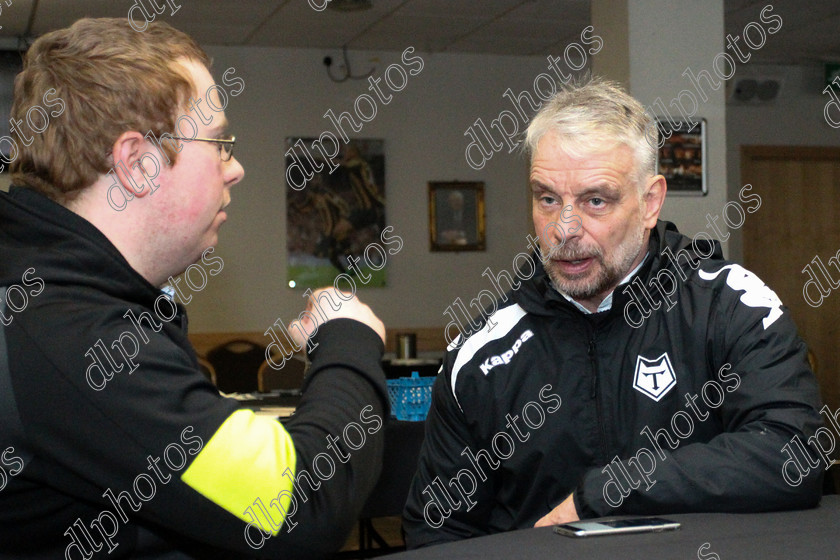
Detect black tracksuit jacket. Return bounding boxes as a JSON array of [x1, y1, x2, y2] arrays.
[[0, 186, 388, 559], [404, 221, 824, 548]]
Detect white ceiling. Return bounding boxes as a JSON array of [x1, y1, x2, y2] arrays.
[[0, 0, 838, 64]]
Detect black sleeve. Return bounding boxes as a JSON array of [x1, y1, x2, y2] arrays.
[[274, 318, 389, 557], [403, 357, 498, 549]]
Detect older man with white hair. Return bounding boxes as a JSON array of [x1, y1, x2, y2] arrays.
[[403, 78, 823, 548]]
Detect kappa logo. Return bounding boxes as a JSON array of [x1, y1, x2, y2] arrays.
[[698, 264, 783, 330], [479, 329, 534, 375], [633, 352, 677, 402]]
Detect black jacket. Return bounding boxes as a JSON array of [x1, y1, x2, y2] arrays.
[[0, 186, 388, 559], [403, 221, 823, 548]]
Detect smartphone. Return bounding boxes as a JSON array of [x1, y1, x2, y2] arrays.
[[553, 517, 681, 537]]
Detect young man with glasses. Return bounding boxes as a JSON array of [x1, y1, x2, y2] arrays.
[[0, 18, 389, 558]]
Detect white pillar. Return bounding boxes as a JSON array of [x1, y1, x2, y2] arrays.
[[592, 0, 729, 252]]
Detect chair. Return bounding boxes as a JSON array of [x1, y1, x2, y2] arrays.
[[258, 354, 307, 393], [808, 347, 840, 495], [807, 348, 818, 375], [196, 356, 217, 386], [205, 339, 266, 393]]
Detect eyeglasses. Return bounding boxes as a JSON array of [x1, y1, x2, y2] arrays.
[[169, 135, 236, 162]]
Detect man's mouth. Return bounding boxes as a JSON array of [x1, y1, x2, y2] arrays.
[[553, 255, 593, 263], [553, 256, 594, 273]]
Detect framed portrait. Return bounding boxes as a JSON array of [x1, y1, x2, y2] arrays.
[[655, 118, 707, 196], [429, 181, 485, 252], [285, 137, 386, 288]]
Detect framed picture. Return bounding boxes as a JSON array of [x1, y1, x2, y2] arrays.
[[655, 118, 707, 196], [429, 181, 485, 252], [285, 137, 386, 288], [0, 52, 23, 173]]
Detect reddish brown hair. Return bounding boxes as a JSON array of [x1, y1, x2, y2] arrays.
[[10, 18, 210, 202]]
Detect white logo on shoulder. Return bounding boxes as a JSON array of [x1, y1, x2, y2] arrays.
[[698, 264, 783, 329], [479, 329, 534, 375], [633, 353, 677, 402]]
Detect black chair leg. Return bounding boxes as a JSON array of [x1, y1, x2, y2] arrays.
[[366, 520, 389, 549]]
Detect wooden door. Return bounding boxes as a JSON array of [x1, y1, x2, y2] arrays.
[[741, 146, 840, 414]]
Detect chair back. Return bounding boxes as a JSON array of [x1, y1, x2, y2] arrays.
[[196, 356, 217, 386], [258, 352, 306, 393], [206, 339, 266, 393]]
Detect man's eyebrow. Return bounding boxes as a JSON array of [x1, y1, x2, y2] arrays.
[[576, 184, 622, 198], [210, 119, 230, 138], [530, 180, 554, 193]]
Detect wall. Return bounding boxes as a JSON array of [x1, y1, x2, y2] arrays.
[[2, 40, 749, 333], [189, 45, 545, 333], [726, 63, 840, 262], [626, 0, 728, 249]]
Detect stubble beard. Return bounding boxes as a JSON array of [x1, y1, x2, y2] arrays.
[[543, 224, 647, 301]]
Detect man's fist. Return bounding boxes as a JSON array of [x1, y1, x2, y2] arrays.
[[534, 493, 579, 527], [288, 287, 386, 348]]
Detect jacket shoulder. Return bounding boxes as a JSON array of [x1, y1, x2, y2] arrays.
[[691, 261, 784, 331], [445, 302, 535, 406]]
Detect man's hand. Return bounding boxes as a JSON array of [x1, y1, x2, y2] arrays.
[[534, 493, 579, 527], [288, 287, 386, 348]]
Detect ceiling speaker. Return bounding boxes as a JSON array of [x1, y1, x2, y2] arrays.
[[729, 78, 781, 103], [732, 79, 757, 102], [756, 79, 781, 101]]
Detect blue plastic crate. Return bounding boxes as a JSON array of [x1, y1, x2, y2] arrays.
[[387, 371, 435, 421]]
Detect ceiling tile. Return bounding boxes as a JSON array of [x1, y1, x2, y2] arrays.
[[30, 0, 124, 35], [478, 17, 582, 42], [507, 0, 589, 22], [454, 34, 565, 56], [0, 0, 36, 36], [351, 14, 479, 51], [247, 0, 404, 47], [397, 0, 524, 18], [0, 0, 831, 65]]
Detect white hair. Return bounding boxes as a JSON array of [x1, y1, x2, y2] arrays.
[[524, 77, 657, 191]]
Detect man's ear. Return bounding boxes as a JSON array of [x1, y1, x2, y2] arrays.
[[642, 174, 667, 229], [111, 131, 152, 199]]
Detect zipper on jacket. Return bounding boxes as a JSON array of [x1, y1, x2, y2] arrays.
[[588, 339, 597, 398], [588, 336, 609, 462]]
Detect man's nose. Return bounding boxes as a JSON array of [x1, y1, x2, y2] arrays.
[[547, 206, 583, 248], [225, 156, 245, 185]]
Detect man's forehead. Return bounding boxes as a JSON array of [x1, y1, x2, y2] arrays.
[[173, 57, 221, 101], [173, 57, 210, 85], [529, 139, 637, 194], [174, 56, 228, 132], [533, 133, 633, 164], [530, 148, 635, 177]]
